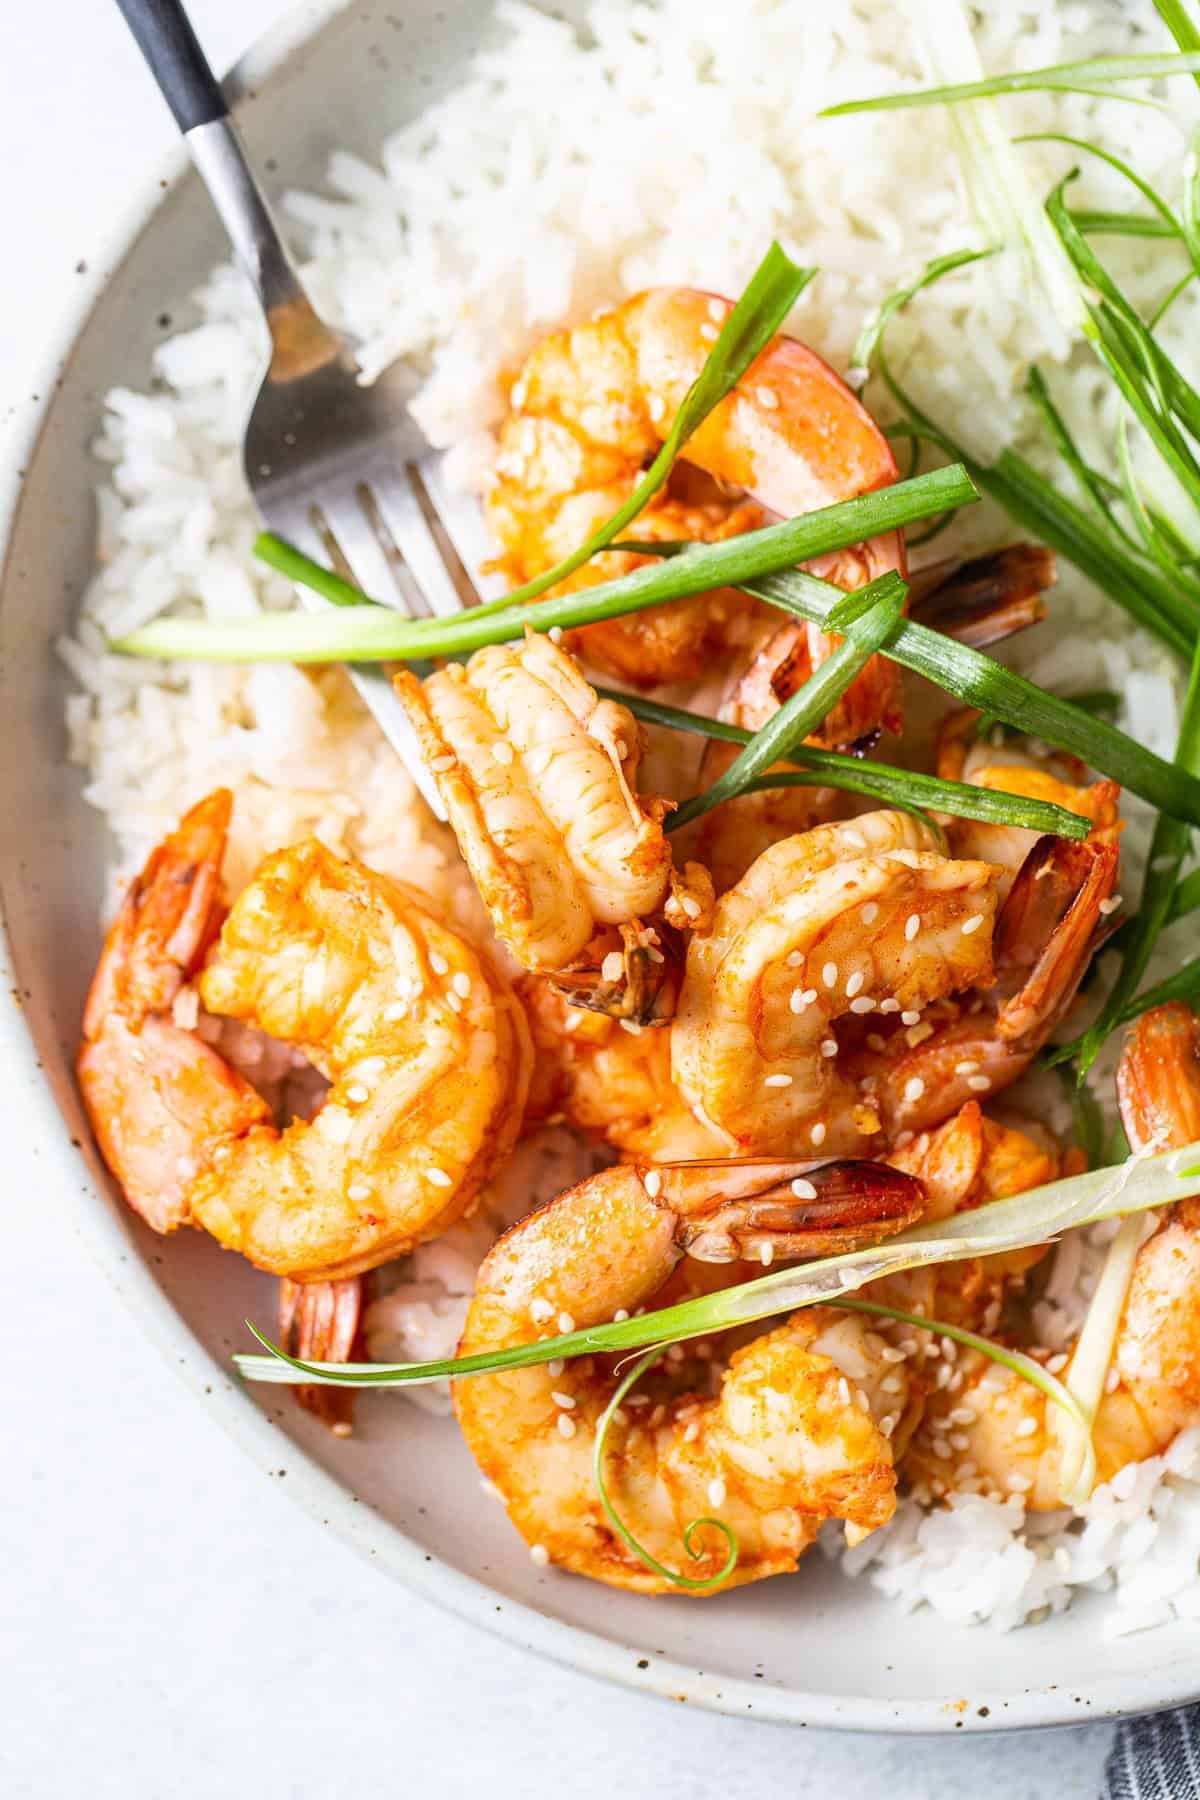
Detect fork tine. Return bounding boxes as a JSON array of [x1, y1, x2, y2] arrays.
[[368, 461, 482, 618], [417, 455, 510, 604], [260, 492, 448, 823]]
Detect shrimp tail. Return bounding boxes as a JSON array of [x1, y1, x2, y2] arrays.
[[549, 919, 683, 1025], [995, 834, 1121, 1044], [645, 1156, 925, 1262], [908, 544, 1056, 649], [278, 1276, 365, 1436]]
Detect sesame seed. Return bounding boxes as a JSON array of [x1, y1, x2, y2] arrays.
[[764, 1072, 794, 1087], [529, 1544, 550, 1566], [1016, 1417, 1038, 1439], [791, 1178, 818, 1199], [966, 1074, 991, 1092], [790, 987, 807, 1014], [618, 1020, 643, 1036], [879, 998, 901, 1014], [681, 894, 702, 920], [648, 394, 666, 423], [347, 1181, 371, 1202], [845, 971, 865, 997], [491, 740, 514, 766], [547, 1359, 565, 1379], [684, 1421, 700, 1443], [823, 961, 839, 988], [1046, 1352, 1069, 1374], [810, 1122, 827, 1147], [850, 996, 876, 1014], [708, 297, 725, 323], [756, 384, 779, 410], [949, 1406, 977, 1426], [854, 1387, 869, 1411], [906, 1021, 933, 1048], [531, 1298, 553, 1324], [601, 950, 625, 983], [843, 829, 868, 850], [955, 1060, 979, 1076], [446, 993, 463, 1013], [430, 951, 450, 976], [960, 914, 984, 935], [861, 902, 879, 925], [932, 1436, 952, 1460], [893, 1129, 914, 1148], [881, 1346, 906, 1365], [786, 950, 804, 967], [881, 1374, 903, 1395], [901, 1009, 920, 1026], [558, 1312, 576, 1335], [431, 754, 455, 773], [1099, 895, 1122, 916], [176, 1156, 197, 1182], [760, 1243, 775, 1266], [425, 1166, 453, 1188], [1106, 1365, 1121, 1393], [707, 1477, 727, 1507], [613, 1309, 630, 1323], [820, 1038, 838, 1058], [838, 1377, 851, 1407], [384, 1001, 408, 1023], [1007, 1474, 1033, 1494], [700, 322, 719, 341], [905, 914, 920, 941], [880, 1415, 896, 1438], [903, 1077, 925, 1104], [554, 1403, 578, 1428], [548, 626, 564, 644], [346, 1084, 369, 1104], [644, 1169, 663, 1198]]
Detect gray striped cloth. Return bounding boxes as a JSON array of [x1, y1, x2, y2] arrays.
[[1105, 1708, 1200, 1797]]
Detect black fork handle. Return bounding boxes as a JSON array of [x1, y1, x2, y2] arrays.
[[113, 0, 228, 133]]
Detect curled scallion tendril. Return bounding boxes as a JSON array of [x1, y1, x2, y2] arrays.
[[592, 1347, 739, 1591]]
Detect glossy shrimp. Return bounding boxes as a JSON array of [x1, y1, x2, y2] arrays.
[[847, 730, 1121, 1139], [455, 1157, 926, 1593], [485, 286, 904, 739], [904, 1001, 1200, 1509], [395, 635, 681, 1018], [671, 812, 1000, 1157], [77, 790, 532, 1281]]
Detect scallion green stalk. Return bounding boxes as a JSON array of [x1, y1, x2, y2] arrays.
[[819, 52, 1200, 116]]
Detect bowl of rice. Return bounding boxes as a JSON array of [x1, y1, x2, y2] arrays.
[[5, 0, 1200, 1730]]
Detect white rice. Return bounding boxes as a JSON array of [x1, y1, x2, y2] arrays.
[[61, 0, 1200, 1627]]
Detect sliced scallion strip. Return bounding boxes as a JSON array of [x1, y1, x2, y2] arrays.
[[111, 467, 976, 663], [741, 567, 1200, 825], [1049, 635, 1200, 1076], [598, 688, 1088, 838], [667, 575, 906, 831], [1053, 1208, 1148, 1507], [232, 1142, 1200, 1390], [819, 53, 1200, 117]]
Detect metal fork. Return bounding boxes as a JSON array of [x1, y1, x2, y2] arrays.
[[114, 0, 484, 819]]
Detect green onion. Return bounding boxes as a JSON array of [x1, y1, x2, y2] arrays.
[[232, 1141, 1200, 1390], [592, 1347, 738, 1590], [111, 467, 976, 664], [851, 249, 994, 379], [602, 688, 1089, 838], [832, 1297, 1095, 1506], [742, 566, 1200, 825], [1068, 209, 1180, 239], [667, 576, 906, 832], [819, 53, 1200, 117], [1050, 635, 1200, 1076], [1112, 953, 1200, 1026], [1168, 864, 1200, 925], [1054, 1210, 1147, 1506]]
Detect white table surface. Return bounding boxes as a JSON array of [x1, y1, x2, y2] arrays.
[[1, 4, 1119, 1795]]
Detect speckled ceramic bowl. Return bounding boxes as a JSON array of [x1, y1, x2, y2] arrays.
[[3, 0, 1198, 1731]]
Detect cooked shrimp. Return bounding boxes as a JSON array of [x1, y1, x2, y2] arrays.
[[455, 1157, 926, 1592], [937, 706, 1122, 902], [904, 1001, 1200, 1509], [671, 812, 999, 1157], [77, 790, 532, 1281], [395, 635, 674, 1012], [849, 737, 1121, 1136], [486, 286, 904, 737]]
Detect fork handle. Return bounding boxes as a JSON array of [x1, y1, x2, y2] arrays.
[[113, 0, 339, 363], [113, 0, 227, 132]]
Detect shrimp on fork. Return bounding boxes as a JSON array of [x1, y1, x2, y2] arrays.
[[455, 1155, 926, 1593]]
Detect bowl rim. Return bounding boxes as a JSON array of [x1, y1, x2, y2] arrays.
[[4, 0, 1199, 1735]]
